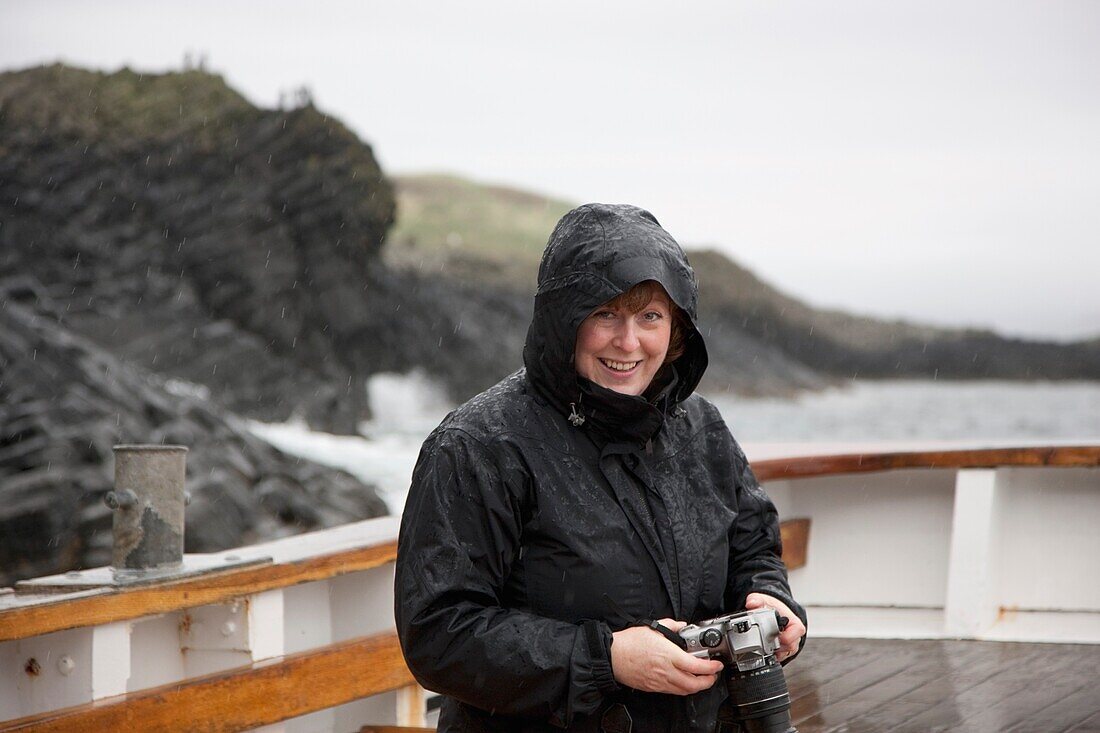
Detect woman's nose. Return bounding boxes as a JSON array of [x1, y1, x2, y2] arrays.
[[613, 320, 640, 352]]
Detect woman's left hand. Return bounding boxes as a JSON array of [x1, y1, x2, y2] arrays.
[[745, 593, 805, 662]]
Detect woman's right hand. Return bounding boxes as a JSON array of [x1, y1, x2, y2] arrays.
[[610, 619, 725, 695]]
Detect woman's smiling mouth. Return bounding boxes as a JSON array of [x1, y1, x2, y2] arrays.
[[599, 358, 641, 373]]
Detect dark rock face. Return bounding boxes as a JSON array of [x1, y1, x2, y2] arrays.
[[0, 297, 387, 586], [0, 64, 396, 435]]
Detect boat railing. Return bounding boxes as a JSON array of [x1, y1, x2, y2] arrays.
[[753, 444, 1100, 644], [1, 443, 1097, 731]]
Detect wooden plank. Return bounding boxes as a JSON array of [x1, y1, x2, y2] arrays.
[[789, 643, 921, 726], [769, 638, 1100, 733], [0, 631, 414, 733], [779, 518, 810, 570], [794, 640, 967, 733], [931, 647, 1089, 733], [0, 541, 397, 642], [834, 640, 1006, 732], [889, 644, 1062, 731], [753, 445, 1100, 482], [1068, 711, 1100, 731], [1007, 678, 1100, 732]]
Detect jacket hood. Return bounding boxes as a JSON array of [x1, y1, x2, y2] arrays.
[[522, 203, 709, 442]]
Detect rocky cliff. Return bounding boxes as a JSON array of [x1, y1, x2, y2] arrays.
[[0, 65, 544, 433]]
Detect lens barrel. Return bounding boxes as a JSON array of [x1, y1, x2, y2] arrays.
[[719, 657, 796, 733]]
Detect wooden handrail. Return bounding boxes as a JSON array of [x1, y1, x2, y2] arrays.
[[0, 540, 397, 643], [752, 445, 1100, 482], [0, 631, 414, 733]]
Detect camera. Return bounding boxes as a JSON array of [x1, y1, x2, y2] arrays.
[[680, 609, 797, 733]]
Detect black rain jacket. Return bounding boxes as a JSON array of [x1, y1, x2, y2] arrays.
[[395, 204, 805, 732]]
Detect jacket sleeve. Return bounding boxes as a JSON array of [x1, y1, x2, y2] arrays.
[[395, 428, 618, 726], [724, 438, 808, 631]]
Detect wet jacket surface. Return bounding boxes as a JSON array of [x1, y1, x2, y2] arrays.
[[395, 204, 805, 732]]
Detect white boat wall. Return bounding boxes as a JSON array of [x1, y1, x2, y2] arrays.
[[1, 443, 1097, 731]]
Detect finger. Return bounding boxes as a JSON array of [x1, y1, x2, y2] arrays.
[[779, 628, 801, 647], [657, 617, 687, 632], [672, 651, 725, 676], [744, 594, 767, 609], [667, 669, 719, 696]]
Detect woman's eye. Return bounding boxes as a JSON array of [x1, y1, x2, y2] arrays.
[[642, 311, 664, 322], [593, 310, 617, 320]]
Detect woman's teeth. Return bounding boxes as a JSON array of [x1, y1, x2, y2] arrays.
[[600, 359, 640, 372]]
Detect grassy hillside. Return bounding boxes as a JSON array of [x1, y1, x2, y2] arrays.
[[381, 173, 964, 340], [385, 173, 572, 288], [382, 173, 1100, 382]]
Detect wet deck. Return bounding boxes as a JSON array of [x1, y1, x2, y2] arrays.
[[787, 637, 1100, 732]]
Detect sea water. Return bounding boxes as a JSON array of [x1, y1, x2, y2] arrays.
[[248, 374, 1100, 514]]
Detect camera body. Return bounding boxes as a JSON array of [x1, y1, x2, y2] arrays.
[[679, 608, 784, 672]]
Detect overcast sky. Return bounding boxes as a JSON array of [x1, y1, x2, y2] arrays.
[[4, 1, 1098, 340]]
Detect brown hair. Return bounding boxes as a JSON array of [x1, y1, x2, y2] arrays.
[[602, 281, 690, 363]]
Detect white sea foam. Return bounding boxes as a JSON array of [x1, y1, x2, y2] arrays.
[[247, 375, 1100, 515], [247, 371, 451, 513]]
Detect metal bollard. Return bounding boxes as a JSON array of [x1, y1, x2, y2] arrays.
[[106, 444, 189, 576]]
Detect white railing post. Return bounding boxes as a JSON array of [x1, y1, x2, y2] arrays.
[[944, 468, 999, 638], [249, 589, 289, 733], [91, 621, 131, 700]]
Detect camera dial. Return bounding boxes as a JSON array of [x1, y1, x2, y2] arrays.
[[701, 629, 724, 648]]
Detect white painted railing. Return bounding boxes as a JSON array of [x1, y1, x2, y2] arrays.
[[0, 516, 422, 730], [757, 449, 1100, 644]]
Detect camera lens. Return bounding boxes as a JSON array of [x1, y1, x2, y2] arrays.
[[720, 657, 796, 733]]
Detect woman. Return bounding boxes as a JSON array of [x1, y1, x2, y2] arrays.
[[396, 204, 806, 732]]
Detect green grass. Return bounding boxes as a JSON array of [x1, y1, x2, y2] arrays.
[[385, 173, 574, 287], [0, 64, 254, 146]]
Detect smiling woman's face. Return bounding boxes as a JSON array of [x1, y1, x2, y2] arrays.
[[574, 283, 672, 396]]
